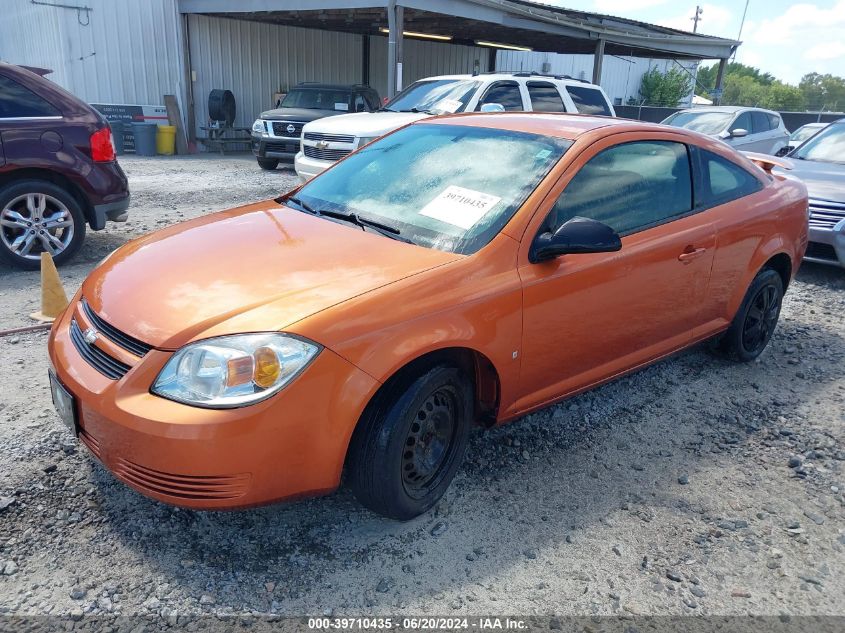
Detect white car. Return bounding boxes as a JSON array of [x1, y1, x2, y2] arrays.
[[779, 122, 827, 156], [294, 72, 615, 180], [661, 106, 789, 155]]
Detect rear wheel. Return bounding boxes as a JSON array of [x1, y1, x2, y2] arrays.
[[257, 158, 279, 171], [0, 180, 85, 270], [715, 268, 783, 362], [347, 365, 473, 520]]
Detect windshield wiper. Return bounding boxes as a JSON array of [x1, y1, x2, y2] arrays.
[[406, 107, 436, 115], [378, 107, 397, 112], [285, 195, 321, 215], [319, 209, 415, 244]]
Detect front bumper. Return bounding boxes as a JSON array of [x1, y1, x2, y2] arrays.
[[806, 221, 845, 268], [47, 297, 379, 510], [294, 151, 331, 181], [251, 134, 299, 160]]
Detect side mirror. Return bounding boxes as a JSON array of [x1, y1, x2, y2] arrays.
[[480, 103, 505, 113], [730, 127, 748, 138], [530, 217, 622, 263]]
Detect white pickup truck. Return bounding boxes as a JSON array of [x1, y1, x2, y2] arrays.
[[294, 72, 615, 181]]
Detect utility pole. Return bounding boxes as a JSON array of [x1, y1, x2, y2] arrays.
[[732, 0, 751, 62], [691, 5, 703, 32]]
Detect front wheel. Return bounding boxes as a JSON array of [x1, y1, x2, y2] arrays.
[[715, 268, 784, 362], [347, 365, 473, 520], [257, 158, 279, 171]]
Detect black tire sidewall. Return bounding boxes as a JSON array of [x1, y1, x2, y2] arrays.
[[723, 268, 784, 362], [351, 366, 473, 520], [257, 158, 279, 170], [0, 179, 86, 269]]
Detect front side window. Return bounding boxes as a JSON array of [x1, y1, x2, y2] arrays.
[[281, 89, 352, 112], [545, 141, 692, 235], [0, 74, 60, 118], [697, 149, 763, 207], [294, 124, 570, 254], [730, 111, 753, 134], [790, 121, 845, 164], [565, 86, 611, 116], [752, 111, 771, 132], [385, 80, 480, 115], [476, 82, 523, 111], [527, 82, 565, 112]]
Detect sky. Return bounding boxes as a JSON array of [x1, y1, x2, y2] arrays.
[[538, 0, 845, 84]]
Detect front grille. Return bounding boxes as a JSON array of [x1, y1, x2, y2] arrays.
[[114, 458, 251, 500], [809, 199, 845, 230], [805, 241, 838, 262], [271, 121, 304, 138], [81, 300, 151, 357], [304, 145, 352, 161], [264, 141, 299, 154], [304, 131, 355, 143], [70, 320, 131, 380]]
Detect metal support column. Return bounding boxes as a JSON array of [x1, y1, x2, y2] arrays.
[[714, 57, 727, 105], [592, 38, 605, 86], [386, 0, 404, 98]]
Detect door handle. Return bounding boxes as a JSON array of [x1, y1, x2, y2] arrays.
[[678, 247, 707, 263]]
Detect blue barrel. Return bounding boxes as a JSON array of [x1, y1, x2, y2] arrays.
[[110, 121, 125, 156], [132, 122, 157, 156]]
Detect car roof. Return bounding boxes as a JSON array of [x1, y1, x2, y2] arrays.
[[417, 73, 603, 88], [674, 106, 779, 116], [292, 83, 371, 91], [421, 112, 657, 140]]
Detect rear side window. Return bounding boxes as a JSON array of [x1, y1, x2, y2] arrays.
[[476, 81, 523, 111], [527, 82, 565, 112], [0, 74, 60, 118], [545, 141, 692, 235], [697, 149, 763, 207], [767, 113, 781, 130], [730, 111, 753, 134], [751, 111, 771, 132], [565, 86, 611, 116]]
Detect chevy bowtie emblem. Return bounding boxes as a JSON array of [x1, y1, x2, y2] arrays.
[[83, 328, 98, 345], [315, 140, 329, 149], [286, 124, 296, 134]]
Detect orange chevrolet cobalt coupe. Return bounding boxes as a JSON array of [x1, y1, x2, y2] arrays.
[[48, 114, 808, 519]]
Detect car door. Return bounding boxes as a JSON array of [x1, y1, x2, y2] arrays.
[[0, 73, 63, 166], [726, 111, 755, 150], [511, 134, 716, 414], [750, 111, 776, 153]]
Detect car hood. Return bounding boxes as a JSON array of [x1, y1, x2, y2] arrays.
[[784, 159, 845, 204], [303, 111, 429, 137], [82, 200, 459, 349], [259, 107, 342, 122]]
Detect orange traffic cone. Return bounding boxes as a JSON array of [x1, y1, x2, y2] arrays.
[[29, 252, 69, 322]]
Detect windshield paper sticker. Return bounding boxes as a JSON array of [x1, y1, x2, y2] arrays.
[[334, 102, 349, 111], [419, 186, 502, 230], [435, 98, 462, 113]]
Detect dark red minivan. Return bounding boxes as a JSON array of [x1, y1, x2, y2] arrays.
[[0, 63, 130, 269]]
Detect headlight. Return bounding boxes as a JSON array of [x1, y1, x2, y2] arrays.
[[252, 119, 267, 135], [357, 136, 378, 147], [152, 333, 320, 408]]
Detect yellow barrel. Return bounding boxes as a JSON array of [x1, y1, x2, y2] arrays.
[[155, 125, 176, 155]]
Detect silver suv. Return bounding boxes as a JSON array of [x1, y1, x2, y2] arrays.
[[662, 106, 789, 155]]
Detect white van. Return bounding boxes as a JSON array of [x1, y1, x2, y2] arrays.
[[294, 72, 615, 180]]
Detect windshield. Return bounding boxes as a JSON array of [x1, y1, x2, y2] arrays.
[[662, 111, 733, 135], [384, 80, 481, 114], [292, 124, 570, 254], [792, 122, 845, 163], [790, 125, 822, 143], [281, 89, 350, 111]]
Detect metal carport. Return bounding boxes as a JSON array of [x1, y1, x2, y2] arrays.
[[176, 0, 740, 130]]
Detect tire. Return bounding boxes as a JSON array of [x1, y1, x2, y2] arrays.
[[715, 268, 784, 362], [347, 365, 473, 520], [257, 158, 279, 171], [0, 179, 86, 270]]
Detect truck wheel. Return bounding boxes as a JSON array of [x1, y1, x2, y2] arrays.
[[257, 158, 279, 171], [715, 268, 783, 362], [0, 180, 86, 270], [347, 365, 473, 520]]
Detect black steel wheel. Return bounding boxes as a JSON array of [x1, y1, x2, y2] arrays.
[[715, 267, 784, 362], [347, 365, 473, 520]]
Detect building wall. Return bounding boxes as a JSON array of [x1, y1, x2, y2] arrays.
[[0, 0, 183, 107], [496, 50, 699, 107]]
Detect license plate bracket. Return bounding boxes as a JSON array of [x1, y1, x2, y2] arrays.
[[49, 371, 78, 436]]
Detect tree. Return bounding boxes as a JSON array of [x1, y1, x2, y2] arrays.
[[799, 73, 845, 111], [759, 83, 806, 111], [697, 62, 776, 91], [638, 67, 693, 107]]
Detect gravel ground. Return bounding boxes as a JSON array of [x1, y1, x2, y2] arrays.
[[0, 154, 843, 621]]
